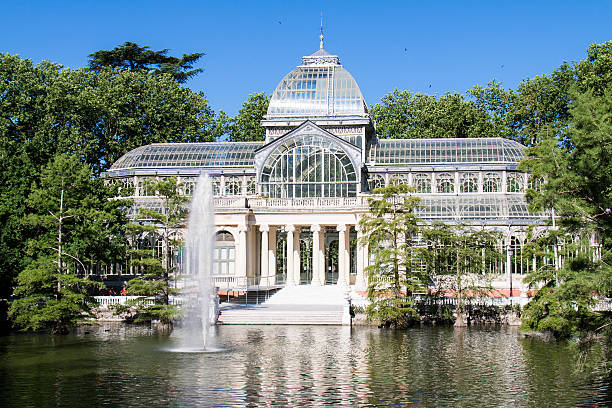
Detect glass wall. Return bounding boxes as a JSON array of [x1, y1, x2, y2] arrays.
[[260, 135, 357, 198]]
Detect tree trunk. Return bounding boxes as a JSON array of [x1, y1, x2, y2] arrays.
[[57, 185, 64, 297]]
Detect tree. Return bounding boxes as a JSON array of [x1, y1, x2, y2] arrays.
[[225, 92, 270, 142], [421, 223, 501, 327], [88, 41, 204, 83], [519, 82, 612, 339], [0, 54, 224, 305], [359, 182, 426, 328], [116, 177, 188, 329], [370, 90, 495, 139], [8, 154, 127, 334]]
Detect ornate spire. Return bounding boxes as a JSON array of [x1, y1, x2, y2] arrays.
[[319, 13, 324, 49]]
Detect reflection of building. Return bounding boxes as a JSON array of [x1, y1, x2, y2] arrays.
[[105, 44, 546, 294]]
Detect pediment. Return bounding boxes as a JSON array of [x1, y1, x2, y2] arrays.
[[254, 121, 363, 178]]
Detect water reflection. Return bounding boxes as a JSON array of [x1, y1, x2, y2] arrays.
[[0, 324, 611, 407]]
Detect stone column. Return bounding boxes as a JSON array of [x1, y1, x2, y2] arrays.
[[311, 225, 321, 286], [355, 224, 366, 290], [505, 236, 512, 297], [337, 224, 348, 287], [269, 226, 277, 285], [238, 225, 248, 281], [285, 225, 295, 286], [259, 224, 269, 286], [293, 226, 301, 285]]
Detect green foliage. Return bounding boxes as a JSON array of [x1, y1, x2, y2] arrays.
[[88, 41, 204, 83], [370, 90, 495, 139], [518, 42, 612, 343], [116, 177, 187, 325], [365, 297, 420, 329], [0, 53, 222, 300], [225, 92, 270, 142], [359, 183, 425, 327], [8, 154, 120, 333]]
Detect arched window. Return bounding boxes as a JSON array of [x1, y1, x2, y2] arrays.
[[212, 178, 222, 197], [260, 135, 357, 198], [528, 176, 543, 192], [506, 172, 524, 193], [245, 176, 256, 195], [224, 176, 241, 196], [460, 172, 478, 193], [412, 173, 431, 193], [483, 172, 501, 193], [214, 231, 235, 275], [390, 174, 409, 186], [436, 173, 454, 193], [368, 174, 385, 192]]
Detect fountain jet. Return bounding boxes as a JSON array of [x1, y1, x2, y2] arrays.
[[181, 173, 215, 351]]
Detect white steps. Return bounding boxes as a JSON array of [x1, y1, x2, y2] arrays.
[[218, 285, 350, 325], [217, 305, 343, 325], [263, 285, 347, 306]]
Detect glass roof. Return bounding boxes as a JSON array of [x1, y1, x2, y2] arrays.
[[372, 138, 525, 164], [267, 50, 367, 118], [416, 195, 541, 223], [110, 142, 264, 170]]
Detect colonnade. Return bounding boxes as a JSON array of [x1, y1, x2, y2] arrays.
[[251, 223, 368, 289]]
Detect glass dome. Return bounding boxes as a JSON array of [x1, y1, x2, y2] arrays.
[[266, 49, 368, 119]]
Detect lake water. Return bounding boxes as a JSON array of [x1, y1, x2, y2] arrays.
[[1, 324, 610, 407]]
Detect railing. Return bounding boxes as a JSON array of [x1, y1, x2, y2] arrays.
[[248, 196, 369, 209], [94, 296, 183, 308], [213, 197, 247, 208]]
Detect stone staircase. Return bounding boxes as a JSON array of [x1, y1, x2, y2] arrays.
[[217, 285, 351, 325]]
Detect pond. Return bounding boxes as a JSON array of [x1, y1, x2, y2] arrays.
[[0, 324, 610, 407]]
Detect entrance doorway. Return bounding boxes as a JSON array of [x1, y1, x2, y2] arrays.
[[325, 227, 339, 284]]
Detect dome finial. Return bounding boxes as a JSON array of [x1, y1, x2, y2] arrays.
[[319, 12, 324, 49]]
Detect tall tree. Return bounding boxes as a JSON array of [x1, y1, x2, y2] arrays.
[[8, 154, 127, 334], [226, 92, 270, 142], [0, 53, 222, 309], [370, 90, 495, 139], [519, 64, 612, 341], [88, 41, 204, 83], [359, 182, 426, 328], [116, 177, 188, 329]]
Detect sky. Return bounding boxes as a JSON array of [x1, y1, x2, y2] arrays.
[[2, 1, 611, 116]]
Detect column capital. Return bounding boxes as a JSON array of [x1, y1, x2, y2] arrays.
[[259, 224, 269, 232], [336, 224, 347, 233], [285, 224, 295, 233], [238, 225, 248, 233], [311, 224, 321, 233]]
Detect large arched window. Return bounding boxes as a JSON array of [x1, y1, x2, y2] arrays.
[[224, 176, 241, 196], [390, 174, 409, 186], [368, 174, 385, 191], [260, 135, 357, 198], [436, 173, 455, 193], [507, 172, 524, 193], [412, 173, 431, 193], [483, 172, 501, 193], [460, 172, 478, 193]]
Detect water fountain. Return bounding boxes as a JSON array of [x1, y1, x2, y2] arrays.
[[180, 173, 215, 351]]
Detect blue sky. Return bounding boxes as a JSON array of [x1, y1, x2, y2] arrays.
[[2, 1, 611, 116]]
